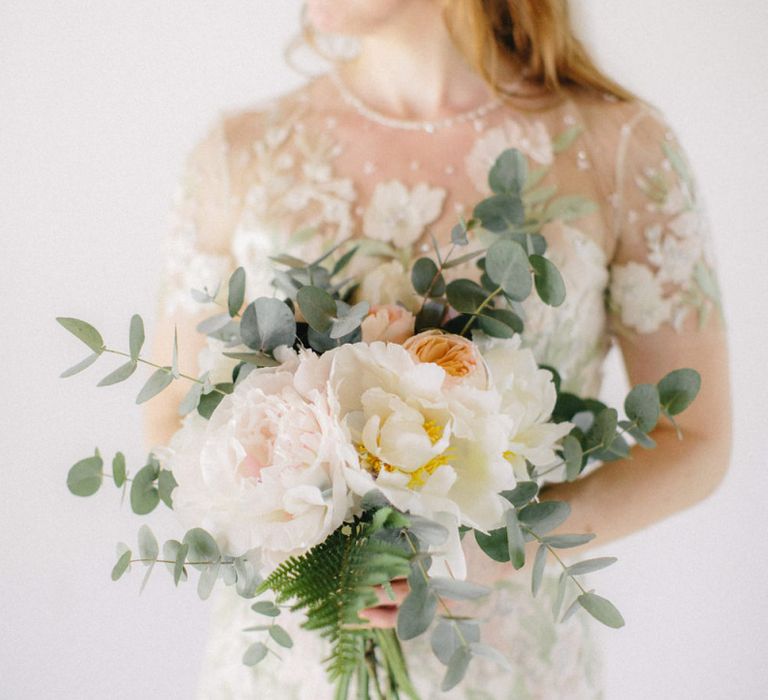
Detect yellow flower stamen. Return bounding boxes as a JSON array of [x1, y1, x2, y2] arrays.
[[357, 420, 450, 489], [423, 419, 443, 445]]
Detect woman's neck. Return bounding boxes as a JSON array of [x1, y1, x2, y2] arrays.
[[337, 2, 498, 121]]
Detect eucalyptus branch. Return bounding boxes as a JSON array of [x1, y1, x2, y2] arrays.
[[416, 243, 457, 316], [129, 557, 232, 566], [402, 531, 470, 650], [532, 417, 642, 480], [459, 285, 503, 336], [103, 347, 228, 396], [521, 525, 588, 596]]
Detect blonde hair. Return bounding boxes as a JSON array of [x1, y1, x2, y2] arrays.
[[292, 0, 633, 103], [443, 0, 633, 101]]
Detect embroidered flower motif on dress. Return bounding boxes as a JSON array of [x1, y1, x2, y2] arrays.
[[609, 132, 721, 334], [362, 180, 446, 247]]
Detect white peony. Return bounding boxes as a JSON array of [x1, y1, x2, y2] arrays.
[[165, 351, 355, 571], [362, 180, 446, 247], [610, 261, 672, 333], [325, 343, 514, 544], [474, 334, 573, 480]]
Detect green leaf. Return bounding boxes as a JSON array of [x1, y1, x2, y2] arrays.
[[183, 528, 220, 569], [268, 625, 294, 648], [509, 232, 548, 256], [234, 558, 261, 598], [157, 469, 177, 509], [162, 540, 187, 582], [197, 384, 229, 420], [544, 195, 598, 222], [178, 381, 204, 416], [243, 641, 269, 666], [406, 515, 449, 546], [552, 125, 583, 154], [542, 533, 596, 548], [473, 527, 509, 563], [505, 509, 526, 570], [518, 500, 571, 535], [624, 384, 661, 433], [227, 267, 246, 317], [445, 279, 488, 314], [563, 435, 583, 481], [450, 222, 469, 246], [111, 549, 132, 581], [488, 149, 527, 195], [171, 326, 179, 379], [67, 454, 103, 496], [296, 286, 337, 334], [658, 368, 701, 416], [330, 301, 369, 339], [502, 481, 539, 507], [112, 452, 126, 487], [587, 408, 618, 449], [129, 462, 160, 515], [138, 524, 159, 563], [619, 419, 657, 449], [129, 314, 145, 361], [477, 308, 523, 338], [561, 595, 583, 623], [97, 360, 137, 387], [196, 312, 231, 335], [530, 254, 566, 307], [429, 578, 490, 601], [552, 572, 568, 619], [397, 583, 437, 640], [472, 193, 525, 232], [135, 367, 173, 404], [332, 246, 358, 276], [566, 557, 617, 576], [60, 352, 100, 378], [173, 543, 188, 586], [578, 592, 625, 628], [251, 600, 281, 617], [485, 239, 532, 301], [441, 646, 472, 692], [531, 544, 547, 597], [240, 298, 297, 352], [222, 351, 280, 367], [411, 257, 440, 295], [197, 559, 221, 600], [56, 317, 104, 353]]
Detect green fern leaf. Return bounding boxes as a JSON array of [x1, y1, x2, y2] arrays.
[[258, 514, 413, 682]]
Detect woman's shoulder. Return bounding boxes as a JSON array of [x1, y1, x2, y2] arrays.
[[216, 75, 336, 154], [564, 86, 677, 151]]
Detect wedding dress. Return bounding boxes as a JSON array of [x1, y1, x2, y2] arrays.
[[155, 71, 720, 699]]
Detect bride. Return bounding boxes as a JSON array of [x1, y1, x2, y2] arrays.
[[144, 1, 732, 697]]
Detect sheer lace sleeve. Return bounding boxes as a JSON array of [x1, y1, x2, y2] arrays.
[[607, 104, 723, 335], [156, 115, 237, 318]]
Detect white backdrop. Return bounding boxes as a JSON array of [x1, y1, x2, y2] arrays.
[[2, 2, 767, 698]]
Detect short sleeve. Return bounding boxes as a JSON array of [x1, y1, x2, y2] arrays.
[[156, 115, 237, 318], [607, 104, 723, 336]]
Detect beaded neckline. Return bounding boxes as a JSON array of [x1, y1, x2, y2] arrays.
[[327, 69, 509, 134]]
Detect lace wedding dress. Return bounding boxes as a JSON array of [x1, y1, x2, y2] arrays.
[[155, 71, 721, 699]]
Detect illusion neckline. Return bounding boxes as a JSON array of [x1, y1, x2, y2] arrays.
[[326, 68, 513, 134]]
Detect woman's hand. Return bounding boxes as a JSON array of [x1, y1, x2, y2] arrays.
[[359, 578, 410, 629]]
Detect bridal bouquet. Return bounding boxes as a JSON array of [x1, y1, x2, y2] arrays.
[[60, 149, 701, 697]]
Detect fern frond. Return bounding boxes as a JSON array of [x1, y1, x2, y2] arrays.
[[258, 513, 412, 681]]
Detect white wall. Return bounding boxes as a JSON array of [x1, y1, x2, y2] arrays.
[[1, 2, 766, 698]]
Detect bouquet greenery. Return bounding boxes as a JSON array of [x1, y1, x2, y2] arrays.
[[60, 148, 700, 698]]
